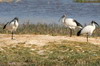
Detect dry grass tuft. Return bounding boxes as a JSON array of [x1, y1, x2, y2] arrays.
[[0, 40, 100, 66]]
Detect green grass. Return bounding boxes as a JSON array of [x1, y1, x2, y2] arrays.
[[0, 41, 100, 66], [1, 23, 100, 37], [74, 0, 100, 3]]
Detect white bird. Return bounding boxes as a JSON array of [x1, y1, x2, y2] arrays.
[[3, 17, 19, 39], [77, 21, 99, 42], [59, 14, 83, 37]]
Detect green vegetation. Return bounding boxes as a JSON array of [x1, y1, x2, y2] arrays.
[[74, 0, 100, 3], [0, 23, 100, 37], [0, 0, 20, 3], [0, 41, 100, 66]]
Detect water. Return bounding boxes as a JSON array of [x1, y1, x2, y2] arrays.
[[0, 0, 100, 25]]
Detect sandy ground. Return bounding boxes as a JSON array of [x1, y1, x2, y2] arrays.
[[0, 34, 99, 47]]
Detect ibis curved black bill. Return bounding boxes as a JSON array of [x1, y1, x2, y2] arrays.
[[58, 14, 66, 22], [91, 21, 99, 27]]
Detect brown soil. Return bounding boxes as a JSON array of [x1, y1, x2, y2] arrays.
[[0, 34, 99, 47]]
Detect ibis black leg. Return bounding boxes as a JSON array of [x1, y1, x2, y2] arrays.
[[86, 34, 88, 42], [70, 29, 72, 37], [11, 32, 14, 40]]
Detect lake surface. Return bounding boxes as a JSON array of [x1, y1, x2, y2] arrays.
[[0, 0, 100, 25]]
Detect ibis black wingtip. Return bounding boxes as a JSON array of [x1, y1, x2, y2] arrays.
[[77, 29, 82, 36], [74, 20, 83, 28]]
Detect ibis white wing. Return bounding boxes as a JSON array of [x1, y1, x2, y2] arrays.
[[81, 25, 95, 35], [64, 18, 77, 29]]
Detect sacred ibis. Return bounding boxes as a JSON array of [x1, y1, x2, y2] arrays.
[[3, 17, 19, 39], [77, 21, 99, 42], [59, 14, 83, 37]]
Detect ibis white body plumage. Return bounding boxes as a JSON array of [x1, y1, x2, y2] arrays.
[[80, 24, 95, 36], [5, 20, 18, 32], [77, 21, 99, 42], [3, 17, 19, 39], [60, 14, 83, 37], [62, 18, 79, 29]]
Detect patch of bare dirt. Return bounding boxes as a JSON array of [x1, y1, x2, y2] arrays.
[[0, 34, 99, 47]]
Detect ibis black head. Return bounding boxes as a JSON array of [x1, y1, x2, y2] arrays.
[[61, 14, 67, 18], [58, 14, 66, 22], [91, 21, 99, 27], [14, 17, 19, 21]]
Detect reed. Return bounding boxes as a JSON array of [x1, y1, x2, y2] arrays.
[[1, 22, 100, 37]]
